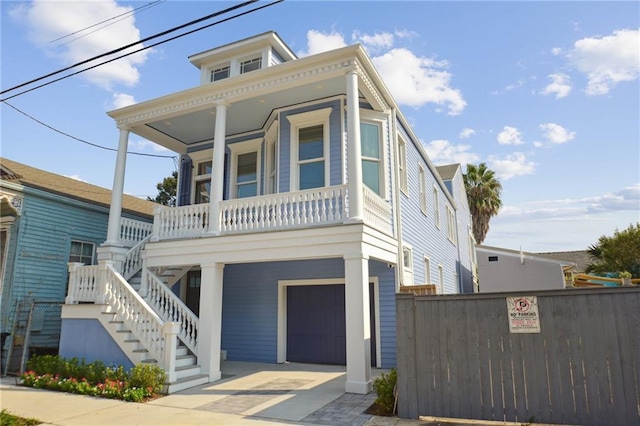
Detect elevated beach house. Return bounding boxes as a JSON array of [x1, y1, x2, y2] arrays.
[[60, 31, 476, 393]]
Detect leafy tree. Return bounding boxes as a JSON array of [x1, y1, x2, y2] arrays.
[[147, 171, 177, 207], [585, 223, 640, 278], [463, 163, 503, 244]]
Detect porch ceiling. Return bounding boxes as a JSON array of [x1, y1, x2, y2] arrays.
[[132, 76, 349, 149]]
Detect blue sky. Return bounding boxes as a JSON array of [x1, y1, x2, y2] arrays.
[[1, 0, 639, 252]]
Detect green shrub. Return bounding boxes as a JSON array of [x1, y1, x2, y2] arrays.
[[21, 355, 166, 402], [372, 368, 397, 415]]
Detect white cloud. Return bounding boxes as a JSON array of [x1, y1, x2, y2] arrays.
[[423, 139, 480, 165], [352, 30, 394, 53], [372, 48, 466, 114], [109, 92, 136, 109], [487, 152, 536, 180], [551, 47, 562, 56], [568, 29, 640, 95], [540, 73, 572, 99], [459, 128, 476, 139], [129, 139, 171, 153], [10, 0, 149, 90], [539, 122, 576, 144], [300, 29, 466, 115], [497, 126, 525, 145], [298, 29, 347, 56]]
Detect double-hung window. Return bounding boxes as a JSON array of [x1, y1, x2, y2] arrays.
[[194, 160, 212, 204], [229, 139, 261, 199], [287, 108, 331, 191], [418, 164, 427, 214], [403, 245, 414, 285], [361, 122, 382, 195], [433, 185, 441, 228], [398, 137, 408, 194], [69, 240, 95, 265], [446, 205, 457, 243]]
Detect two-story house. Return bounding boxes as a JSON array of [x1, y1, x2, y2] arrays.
[[60, 31, 476, 394]]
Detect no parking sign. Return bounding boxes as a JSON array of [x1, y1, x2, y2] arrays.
[[506, 296, 541, 333]]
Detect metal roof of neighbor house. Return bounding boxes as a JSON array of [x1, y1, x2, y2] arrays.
[[435, 164, 460, 181], [536, 250, 592, 273], [477, 244, 578, 267], [0, 157, 156, 218]]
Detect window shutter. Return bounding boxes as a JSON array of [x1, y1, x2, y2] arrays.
[[177, 155, 192, 206]]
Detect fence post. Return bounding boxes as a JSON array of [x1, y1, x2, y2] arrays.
[[163, 322, 180, 384]]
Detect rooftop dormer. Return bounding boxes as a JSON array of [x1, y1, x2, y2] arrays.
[[189, 31, 297, 85]]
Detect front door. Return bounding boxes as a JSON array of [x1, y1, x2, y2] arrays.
[[186, 270, 201, 316]]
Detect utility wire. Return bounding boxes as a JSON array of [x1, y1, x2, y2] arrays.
[[49, 0, 165, 45], [1, 0, 259, 96], [0, 0, 284, 102], [2, 101, 176, 159]]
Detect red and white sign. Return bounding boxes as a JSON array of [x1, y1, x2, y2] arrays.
[[506, 296, 541, 333]]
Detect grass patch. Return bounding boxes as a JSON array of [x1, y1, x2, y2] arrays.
[[0, 409, 41, 426]]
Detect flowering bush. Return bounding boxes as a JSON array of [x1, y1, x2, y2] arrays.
[[20, 356, 165, 402]]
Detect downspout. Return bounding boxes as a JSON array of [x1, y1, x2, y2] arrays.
[[390, 108, 403, 291]]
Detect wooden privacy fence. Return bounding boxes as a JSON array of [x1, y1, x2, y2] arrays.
[[396, 287, 640, 426]]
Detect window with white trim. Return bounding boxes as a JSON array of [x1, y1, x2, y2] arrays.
[[361, 121, 382, 195], [229, 139, 262, 199], [398, 137, 408, 194], [240, 57, 262, 74], [287, 108, 332, 191], [210, 64, 230, 82], [69, 240, 95, 265], [403, 245, 414, 285], [438, 265, 444, 294], [446, 205, 456, 243], [433, 185, 440, 228], [419, 164, 427, 214], [423, 256, 431, 284], [265, 120, 278, 194], [194, 160, 212, 204]]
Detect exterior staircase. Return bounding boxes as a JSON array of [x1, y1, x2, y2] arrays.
[[66, 225, 207, 393]]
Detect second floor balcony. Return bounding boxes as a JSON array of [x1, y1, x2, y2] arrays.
[[151, 184, 393, 242]]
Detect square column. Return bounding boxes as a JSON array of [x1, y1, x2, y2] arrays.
[[198, 262, 224, 381], [344, 253, 372, 394]]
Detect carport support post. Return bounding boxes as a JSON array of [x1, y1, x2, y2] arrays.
[[198, 262, 224, 381], [344, 253, 372, 394]]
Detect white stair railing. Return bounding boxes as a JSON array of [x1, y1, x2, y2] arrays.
[[121, 234, 152, 281], [120, 218, 153, 247], [142, 269, 199, 354]]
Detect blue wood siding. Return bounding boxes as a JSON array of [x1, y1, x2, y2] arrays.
[[59, 319, 134, 369], [397, 124, 459, 294], [447, 170, 475, 293], [221, 258, 397, 368]]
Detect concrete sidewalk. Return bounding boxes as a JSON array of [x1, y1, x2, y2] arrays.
[[0, 361, 405, 426]]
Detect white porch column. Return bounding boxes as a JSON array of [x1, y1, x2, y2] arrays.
[[105, 127, 129, 246], [344, 253, 372, 394], [208, 101, 228, 234], [198, 262, 224, 381], [346, 67, 364, 221]]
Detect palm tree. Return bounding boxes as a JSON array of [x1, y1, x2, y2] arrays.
[[463, 163, 503, 244]]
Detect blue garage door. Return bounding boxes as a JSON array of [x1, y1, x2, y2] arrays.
[[287, 284, 376, 365]]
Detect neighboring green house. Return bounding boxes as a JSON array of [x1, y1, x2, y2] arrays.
[[0, 157, 156, 369]]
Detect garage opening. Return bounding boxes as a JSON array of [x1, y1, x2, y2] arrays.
[[286, 283, 376, 366]]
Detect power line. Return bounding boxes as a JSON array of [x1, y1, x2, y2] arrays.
[[0, 0, 284, 102], [0, 0, 259, 97], [2, 101, 176, 159], [48, 0, 165, 45]]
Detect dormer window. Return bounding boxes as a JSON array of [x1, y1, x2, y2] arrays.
[[211, 65, 230, 82], [240, 57, 261, 74]]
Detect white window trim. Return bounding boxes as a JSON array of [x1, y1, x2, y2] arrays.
[[287, 107, 332, 191], [438, 264, 444, 295], [189, 148, 214, 204], [228, 138, 263, 199], [418, 164, 427, 215], [402, 244, 414, 286], [276, 277, 381, 368], [69, 240, 96, 265], [359, 112, 388, 199], [433, 184, 441, 229], [398, 136, 408, 195], [446, 205, 457, 243], [423, 256, 431, 285], [265, 120, 279, 195]]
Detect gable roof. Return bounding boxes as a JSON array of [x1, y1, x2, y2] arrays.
[[536, 250, 592, 273], [0, 157, 156, 218], [436, 164, 460, 181]]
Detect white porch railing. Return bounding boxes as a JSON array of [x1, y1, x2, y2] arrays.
[[142, 269, 199, 354], [121, 234, 152, 281], [363, 186, 393, 235], [220, 185, 347, 233], [151, 184, 392, 241], [66, 262, 179, 383], [120, 218, 153, 247]]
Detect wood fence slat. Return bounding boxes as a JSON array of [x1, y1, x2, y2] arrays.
[[565, 294, 589, 425], [548, 294, 576, 425], [617, 292, 640, 424], [540, 296, 565, 422], [396, 295, 417, 419], [414, 296, 431, 416], [465, 299, 483, 419], [487, 301, 504, 421]]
